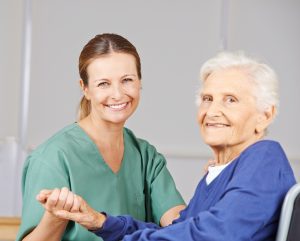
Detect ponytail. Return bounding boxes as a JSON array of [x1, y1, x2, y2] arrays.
[[77, 96, 91, 121]]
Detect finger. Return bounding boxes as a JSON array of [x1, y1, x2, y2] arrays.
[[39, 189, 53, 195], [78, 196, 88, 213], [46, 188, 61, 209], [55, 209, 82, 223], [63, 191, 75, 211], [36, 193, 47, 203], [36, 190, 52, 203], [70, 194, 80, 212], [208, 159, 216, 166], [56, 187, 70, 209], [204, 159, 216, 172]]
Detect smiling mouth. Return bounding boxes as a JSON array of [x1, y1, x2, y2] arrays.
[[105, 102, 129, 110], [206, 123, 230, 127]]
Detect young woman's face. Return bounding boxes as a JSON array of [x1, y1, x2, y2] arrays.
[[83, 52, 141, 126]]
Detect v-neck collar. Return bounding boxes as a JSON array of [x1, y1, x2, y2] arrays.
[[74, 122, 127, 176]]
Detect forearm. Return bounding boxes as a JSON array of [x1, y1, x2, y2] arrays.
[[22, 211, 68, 241], [93, 215, 160, 241], [160, 204, 186, 227]]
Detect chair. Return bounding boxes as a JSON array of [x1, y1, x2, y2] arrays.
[[276, 183, 300, 241], [0, 216, 21, 241]]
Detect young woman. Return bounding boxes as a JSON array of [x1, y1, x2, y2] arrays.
[[16, 33, 185, 241]]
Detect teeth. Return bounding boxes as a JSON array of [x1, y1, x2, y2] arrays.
[[107, 103, 127, 110], [207, 123, 228, 127]]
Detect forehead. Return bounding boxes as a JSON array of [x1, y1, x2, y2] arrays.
[[202, 68, 255, 95], [87, 53, 137, 77]]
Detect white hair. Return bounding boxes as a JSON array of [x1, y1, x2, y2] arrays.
[[196, 51, 279, 118]]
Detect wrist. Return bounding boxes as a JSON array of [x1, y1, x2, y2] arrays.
[[44, 210, 68, 225], [89, 212, 107, 231]]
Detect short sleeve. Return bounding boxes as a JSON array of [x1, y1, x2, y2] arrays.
[[16, 147, 70, 241], [141, 143, 185, 224]]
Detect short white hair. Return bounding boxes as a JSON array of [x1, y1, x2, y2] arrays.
[[197, 51, 279, 117]]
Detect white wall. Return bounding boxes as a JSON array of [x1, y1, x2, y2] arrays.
[[26, 0, 220, 152], [0, 0, 299, 213], [0, 0, 22, 139]]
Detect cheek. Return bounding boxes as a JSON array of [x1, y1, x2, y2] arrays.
[[89, 90, 107, 105], [197, 109, 205, 124], [233, 112, 257, 132], [128, 86, 141, 99]]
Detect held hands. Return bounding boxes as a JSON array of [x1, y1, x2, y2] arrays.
[[36, 187, 106, 231]]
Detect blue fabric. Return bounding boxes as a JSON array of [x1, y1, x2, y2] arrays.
[[93, 140, 296, 241]]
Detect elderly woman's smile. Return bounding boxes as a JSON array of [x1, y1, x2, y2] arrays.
[[205, 123, 230, 127]]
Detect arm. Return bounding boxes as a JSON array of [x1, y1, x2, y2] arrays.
[[21, 189, 71, 241], [155, 159, 216, 226], [50, 183, 277, 241], [36, 188, 160, 241], [159, 205, 185, 226], [21, 211, 67, 241], [40, 176, 283, 241], [41, 143, 296, 241], [36, 188, 106, 231], [140, 143, 186, 225], [111, 144, 297, 241], [17, 149, 72, 241]]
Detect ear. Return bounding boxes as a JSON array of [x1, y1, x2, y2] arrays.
[[255, 106, 276, 134], [79, 79, 90, 100]]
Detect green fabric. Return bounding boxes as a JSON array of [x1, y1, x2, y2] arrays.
[[16, 123, 184, 241]]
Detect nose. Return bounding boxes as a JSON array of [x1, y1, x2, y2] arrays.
[[205, 100, 222, 118], [111, 83, 123, 100]]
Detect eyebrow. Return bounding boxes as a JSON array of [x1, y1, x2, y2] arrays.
[[93, 78, 108, 83], [93, 74, 138, 82], [122, 74, 137, 78], [199, 91, 241, 99]]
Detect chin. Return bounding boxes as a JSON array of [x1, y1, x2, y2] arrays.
[[108, 117, 127, 124], [204, 139, 228, 147], [108, 114, 132, 124]]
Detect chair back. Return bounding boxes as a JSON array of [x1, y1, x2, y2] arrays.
[[276, 183, 300, 241]]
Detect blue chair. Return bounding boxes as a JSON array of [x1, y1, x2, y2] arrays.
[[276, 183, 300, 241]]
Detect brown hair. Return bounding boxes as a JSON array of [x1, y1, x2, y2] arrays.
[[78, 33, 142, 120]]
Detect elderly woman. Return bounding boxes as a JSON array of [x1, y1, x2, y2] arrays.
[[37, 51, 296, 240]]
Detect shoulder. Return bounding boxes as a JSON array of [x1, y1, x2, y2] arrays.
[[244, 140, 283, 154], [124, 127, 167, 168], [239, 140, 289, 168], [124, 128, 163, 157], [233, 140, 295, 186], [24, 123, 80, 169], [32, 123, 80, 153]]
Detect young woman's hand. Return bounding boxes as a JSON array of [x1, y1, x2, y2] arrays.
[[36, 188, 106, 230], [203, 159, 216, 173]]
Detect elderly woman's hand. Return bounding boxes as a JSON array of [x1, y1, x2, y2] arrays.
[[36, 188, 106, 231], [203, 159, 216, 173]]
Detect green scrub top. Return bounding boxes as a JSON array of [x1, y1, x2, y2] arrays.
[[16, 123, 185, 241]]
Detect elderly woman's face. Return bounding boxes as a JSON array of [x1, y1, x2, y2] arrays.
[[197, 68, 265, 152]]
